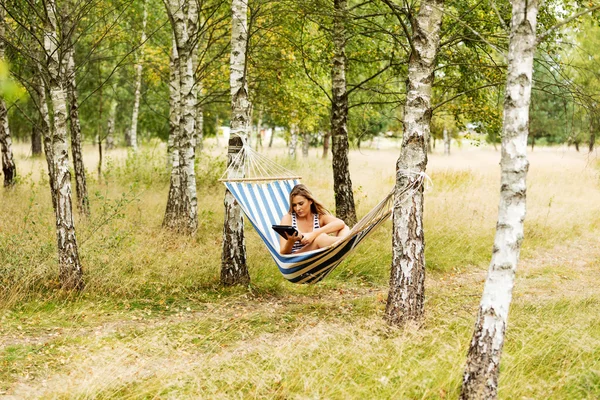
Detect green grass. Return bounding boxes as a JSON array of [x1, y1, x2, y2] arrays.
[[1, 143, 600, 398]]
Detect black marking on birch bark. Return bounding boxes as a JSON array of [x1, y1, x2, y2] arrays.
[[460, 311, 505, 399]]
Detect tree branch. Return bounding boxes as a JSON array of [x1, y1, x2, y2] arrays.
[[537, 4, 600, 44]]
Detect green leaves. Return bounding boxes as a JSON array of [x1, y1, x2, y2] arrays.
[[0, 61, 26, 104]]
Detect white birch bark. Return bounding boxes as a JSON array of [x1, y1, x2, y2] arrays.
[[289, 124, 297, 157], [130, 0, 148, 151], [167, 34, 180, 169], [192, 26, 204, 153], [0, 7, 16, 187], [302, 132, 310, 157], [460, 1, 538, 397], [385, 0, 444, 326], [44, 0, 84, 290], [0, 99, 15, 187], [331, 0, 356, 226], [163, 0, 199, 234], [34, 72, 57, 210], [221, 0, 250, 286], [443, 128, 450, 155], [66, 43, 90, 216]]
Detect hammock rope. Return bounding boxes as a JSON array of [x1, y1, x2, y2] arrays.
[[220, 136, 301, 182], [221, 135, 427, 283]]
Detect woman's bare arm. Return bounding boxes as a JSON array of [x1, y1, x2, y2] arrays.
[[300, 214, 345, 245], [278, 214, 301, 254]]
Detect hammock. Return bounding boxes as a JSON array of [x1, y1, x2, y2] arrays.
[[221, 139, 425, 284]]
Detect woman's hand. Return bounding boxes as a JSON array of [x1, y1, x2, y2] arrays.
[[300, 231, 316, 245]]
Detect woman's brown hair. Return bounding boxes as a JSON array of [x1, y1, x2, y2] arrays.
[[288, 184, 331, 215]]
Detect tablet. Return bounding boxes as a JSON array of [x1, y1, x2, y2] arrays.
[[272, 225, 299, 239]]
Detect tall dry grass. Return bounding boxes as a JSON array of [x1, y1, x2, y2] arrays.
[[1, 141, 600, 398]]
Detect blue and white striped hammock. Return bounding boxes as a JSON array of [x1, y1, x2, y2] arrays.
[[222, 141, 424, 284]]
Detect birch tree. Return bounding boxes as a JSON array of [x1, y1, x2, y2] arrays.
[[34, 72, 58, 209], [43, 0, 84, 290], [0, 6, 16, 187], [330, 0, 356, 226], [459, 0, 537, 396], [443, 128, 450, 155], [167, 34, 179, 167], [288, 123, 297, 157], [130, 0, 148, 151], [163, 0, 199, 234], [64, 0, 90, 216], [0, 100, 15, 188], [384, 0, 444, 326], [459, 1, 600, 395], [221, 0, 250, 286]]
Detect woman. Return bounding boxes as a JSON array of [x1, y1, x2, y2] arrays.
[[279, 184, 350, 254]]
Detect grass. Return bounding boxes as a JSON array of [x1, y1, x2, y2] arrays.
[[1, 141, 600, 398]]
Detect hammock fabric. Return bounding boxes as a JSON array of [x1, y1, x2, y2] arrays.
[[221, 140, 424, 284]]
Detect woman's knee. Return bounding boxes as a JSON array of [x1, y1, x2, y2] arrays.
[[338, 224, 350, 237]]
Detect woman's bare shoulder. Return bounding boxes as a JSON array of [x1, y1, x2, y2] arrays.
[[320, 213, 337, 225], [280, 213, 292, 224]]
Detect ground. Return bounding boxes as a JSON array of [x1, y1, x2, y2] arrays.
[[1, 142, 599, 399]]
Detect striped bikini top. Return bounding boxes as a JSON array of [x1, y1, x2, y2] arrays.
[[290, 213, 320, 253]]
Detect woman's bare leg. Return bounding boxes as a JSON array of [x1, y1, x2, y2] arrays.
[[296, 225, 351, 253], [336, 224, 350, 237]]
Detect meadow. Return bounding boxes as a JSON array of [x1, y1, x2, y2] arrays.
[[1, 141, 600, 399]]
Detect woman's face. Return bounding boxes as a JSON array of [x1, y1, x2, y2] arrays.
[[291, 195, 312, 217]]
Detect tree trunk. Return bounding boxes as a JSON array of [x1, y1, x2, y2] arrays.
[[167, 34, 180, 168], [32, 125, 43, 156], [589, 115, 596, 153], [289, 125, 298, 157], [66, 45, 90, 216], [96, 67, 104, 180], [221, 0, 250, 286], [97, 135, 103, 182], [384, 0, 444, 326], [331, 0, 356, 226], [256, 108, 263, 148], [302, 132, 310, 157], [426, 130, 432, 153], [106, 98, 117, 150], [163, 0, 199, 234], [192, 23, 204, 153], [460, 0, 538, 397], [0, 99, 15, 187], [130, 0, 148, 151], [268, 125, 275, 147], [44, 0, 84, 290], [0, 7, 16, 187], [443, 128, 450, 155], [35, 74, 57, 210], [322, 131, 330, 158], [247, 103, 254, 148]]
